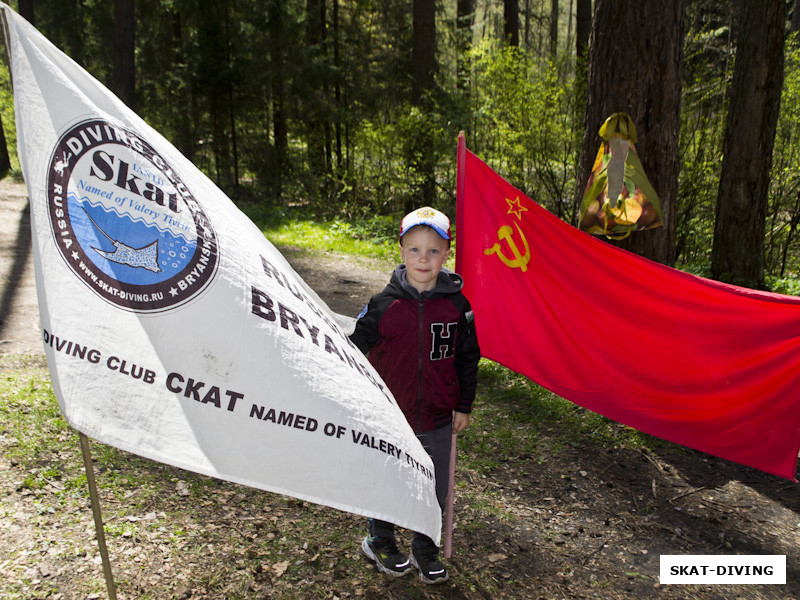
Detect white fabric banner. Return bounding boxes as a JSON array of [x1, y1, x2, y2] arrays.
[[0, 4, 441, 543]]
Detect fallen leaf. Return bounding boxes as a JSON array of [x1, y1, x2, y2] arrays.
[[273, 560, 290, 577]]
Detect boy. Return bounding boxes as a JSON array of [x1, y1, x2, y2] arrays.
[[349, 206, 480, 584]]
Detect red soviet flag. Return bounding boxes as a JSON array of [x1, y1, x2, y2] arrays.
[[455, 134, 800, 480]]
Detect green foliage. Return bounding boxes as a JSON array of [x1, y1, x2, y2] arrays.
[[766, 274, 800, 297], [469, 40, 579, 222], [766, 36, 800, 279], [674, 8, 732, 271]]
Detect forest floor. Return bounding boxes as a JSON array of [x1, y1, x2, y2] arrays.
[[1, 179, 800, 599]]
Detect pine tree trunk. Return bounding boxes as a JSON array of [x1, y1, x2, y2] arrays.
[[575, 0, 591, 61], [411, 0, 436, 208], [576, 0, 684, 265], [268, 0, 288, 198], [114, 0, 135, 110], [504, 0, 519, 46], [198, 1, 233, 189], [457, 0, 476, 92], [711, 0, 785, 288], [0, 114, 11, 178], [305, 0, 329, 181], [549, 0, 558, 57], [18, 0, 34, 25]]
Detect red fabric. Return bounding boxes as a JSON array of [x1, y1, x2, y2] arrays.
[[456, 139, 800, 480]]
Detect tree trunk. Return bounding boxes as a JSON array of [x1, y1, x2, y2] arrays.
[[113, 0, 135, 110], [268, 0, 288, 198], [169, 9, 194, 159], [305, 0, 329, 181], [504, 0, 519, 46], [198, 0, 233, 189], [18, 0, 34, 25], [0, 114, 11, 178], [573, 0, 592, 167], [711, 0, 784, 289], [412, 0, 436, 104], [411, 0, 436, 208], [549, 0, 558, 57], [332, 0, 343, 171], [575, 0, 591, 62], [65, 0, 85, 66], [457, 0, 476, 92], [575, 0, 684, 265]]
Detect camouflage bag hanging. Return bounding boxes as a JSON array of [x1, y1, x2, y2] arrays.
[[579, 113, 663, 239]]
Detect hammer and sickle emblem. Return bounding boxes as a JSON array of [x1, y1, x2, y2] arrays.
[[485, 223, 531, 272]]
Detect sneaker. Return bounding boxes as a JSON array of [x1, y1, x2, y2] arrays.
[[361, 535, 413, 577], [411, 545, 449, 584]]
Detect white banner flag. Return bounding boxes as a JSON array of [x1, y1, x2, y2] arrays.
[[0, 5, 441, 543]]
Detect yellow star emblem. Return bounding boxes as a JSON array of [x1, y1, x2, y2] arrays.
[[506, 196, 528, 220]]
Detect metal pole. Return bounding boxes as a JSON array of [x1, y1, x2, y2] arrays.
[[79, 432, 118, 600]]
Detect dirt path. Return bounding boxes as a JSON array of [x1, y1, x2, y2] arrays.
[[0, 179, 40, 357]]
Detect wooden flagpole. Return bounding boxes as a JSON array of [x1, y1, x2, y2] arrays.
[[443, 427, 457, 558], [79, 432, 118, 600]]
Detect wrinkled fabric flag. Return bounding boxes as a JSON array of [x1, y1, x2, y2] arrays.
[[1, 4, 442, 542], [455, 135, 800, 480]]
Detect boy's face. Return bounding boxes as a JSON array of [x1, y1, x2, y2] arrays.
[[399, 226, 451, 293]]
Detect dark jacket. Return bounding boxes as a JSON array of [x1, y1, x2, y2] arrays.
[[350, 265, 481, 432]]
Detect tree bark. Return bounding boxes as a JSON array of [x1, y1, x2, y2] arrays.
[[549, 0, 558, 57], [0, 115, 11, 178], [412, 0, 436, 104], [305, 0, 330, 179], [576, 0, 684, 265], [575, 0, 591, 62], [504, 0, 519, 46], [711, 0, 785, 288], [18, 0, 34, 25], [457, 0, 476, 91], [268, 0, 288, 196], [114, 0, 135, 110], [198, 0, 233, 189], [411, 0, 436, 207]]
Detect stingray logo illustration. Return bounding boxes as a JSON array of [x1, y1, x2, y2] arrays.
[[47, 119, 219, 312]]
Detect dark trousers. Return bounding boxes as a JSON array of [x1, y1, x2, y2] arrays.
[[370, 423, 452, 550]]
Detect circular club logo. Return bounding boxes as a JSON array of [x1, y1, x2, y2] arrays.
[[47, 119, 218, 312]]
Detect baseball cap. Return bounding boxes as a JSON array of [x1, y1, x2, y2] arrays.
[[399, 206, 452, 241]]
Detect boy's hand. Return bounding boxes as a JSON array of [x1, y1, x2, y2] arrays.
[[453, 411, 470, 434]]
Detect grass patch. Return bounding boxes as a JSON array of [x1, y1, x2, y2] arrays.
[[240, 204, 401, 262], [0, 362, 72, 468]]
